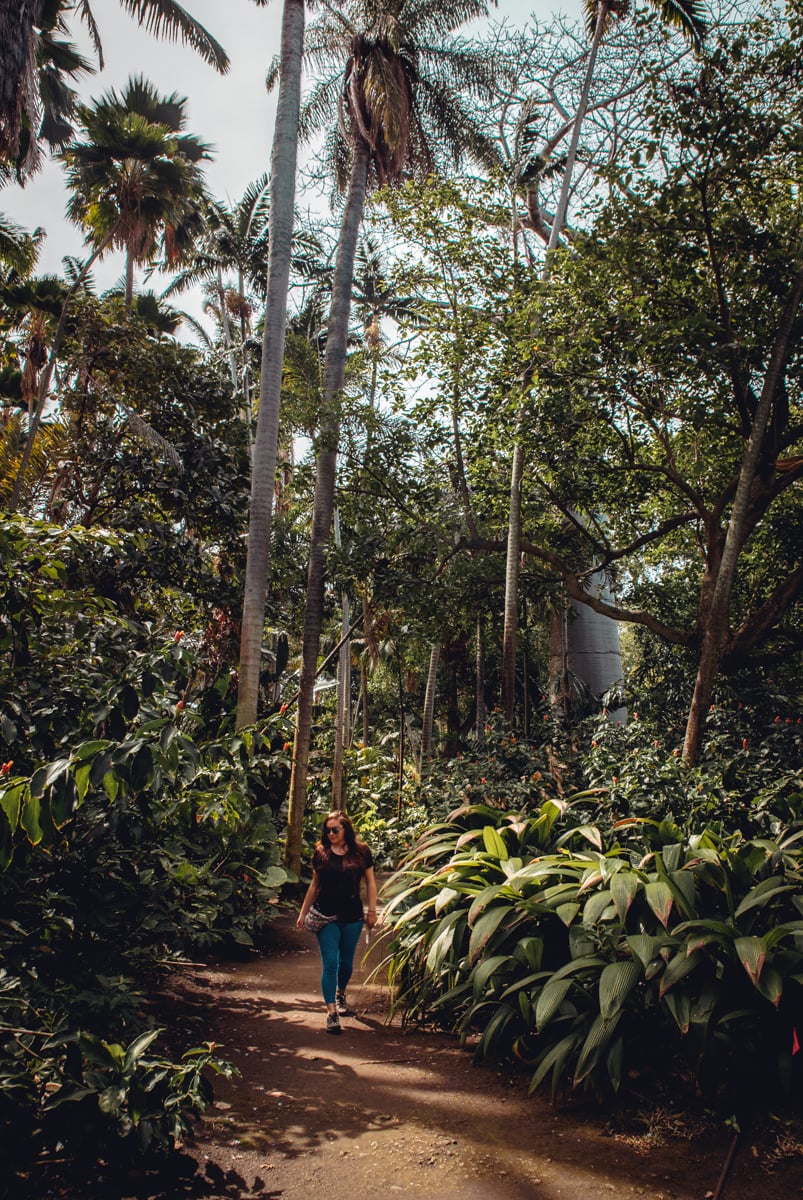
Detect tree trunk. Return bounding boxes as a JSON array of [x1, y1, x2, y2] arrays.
[[500, 3, 609, 728], [284, 137, 370, 876], [475, 613, 486, 741], [546, 3, 607, 255], [421, 643, 441, 766], [236, 0, 304, 730], [683, 267, 803, 762], [331, 511, 350, 808], [501, 441, 524, 724]]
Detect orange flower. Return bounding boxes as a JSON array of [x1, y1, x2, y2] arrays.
[[176, 700, 185, 712], [174, 630, 184, 642], [283, 741, 292, 752], [0, 761, 12, 775], [280, 703, 288, 715]]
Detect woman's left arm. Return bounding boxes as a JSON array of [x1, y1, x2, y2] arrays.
[[364, 866, 378, 928]]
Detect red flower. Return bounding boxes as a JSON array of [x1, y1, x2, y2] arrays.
[[0, 761, 12, 776], [742, 739, 748, 751], [174, 630, 184, 642], [280, 703, 288, 715], [283, 741, 292, 752], [176, 700, 185, 712]]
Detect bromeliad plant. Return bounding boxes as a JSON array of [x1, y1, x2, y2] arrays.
[[380, 802, 803, 1113]]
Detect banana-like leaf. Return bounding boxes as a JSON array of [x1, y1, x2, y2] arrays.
[[468, 884, 506, 924], [627, 934, 670, 967], [734, 879, 799, 919], [536, 978, 573, 1030], [645, 880, 675, 928], [482, 825, 508, 861], [529, 1030, 582, 1100], [599, 960, 641, 1020], [758, 965, 783, 1007], [659, 949, 702, 998], [434, 886, 462, 915], [471, 954, 512, 999], [664, 989, 691, 1034], [574, 1011, 624, 1084], [582, 889, 614, 927], [611, 871, 641, 922], [734, 935, 766, 988], [468, 904, 514, 964]]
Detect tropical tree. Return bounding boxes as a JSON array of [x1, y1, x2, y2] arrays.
[[282, 0, 499, 875], [498, 0, 706, 727], [235, 0, 307, 738], [0, 0, 227, 179], [529, 12, 803, 762], [61, 76, 211, 310]]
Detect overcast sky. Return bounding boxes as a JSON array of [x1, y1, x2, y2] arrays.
[[2, 0, 582, 318]]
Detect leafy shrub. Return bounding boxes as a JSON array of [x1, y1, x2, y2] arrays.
[[381, 796, 803, 1116]]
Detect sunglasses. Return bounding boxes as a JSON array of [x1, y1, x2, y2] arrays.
[[326, 825, 342, 834]]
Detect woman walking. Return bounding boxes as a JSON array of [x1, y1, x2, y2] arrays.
[[297, 810, 378, 1034]]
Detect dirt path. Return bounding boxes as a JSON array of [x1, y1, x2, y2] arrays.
[[164, 915, 803, 1200]]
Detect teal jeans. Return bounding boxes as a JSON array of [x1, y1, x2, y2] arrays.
[[317, 919, 363, 1004]]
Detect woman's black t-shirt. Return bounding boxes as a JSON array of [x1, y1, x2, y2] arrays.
[[313, 845, 373, 923]]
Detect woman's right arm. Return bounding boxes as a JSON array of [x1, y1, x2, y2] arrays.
[[296, 869, 321, 928]]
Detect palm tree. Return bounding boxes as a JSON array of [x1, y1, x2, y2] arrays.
[[283, 0, 498, 876], [61, 76, 210, 311], [0, 0, 227, 178], [236, 0, 306, 733], [499, 0, 706, 727]]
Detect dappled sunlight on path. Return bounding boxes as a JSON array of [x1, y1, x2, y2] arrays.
[[165, 914, 778, 1200]]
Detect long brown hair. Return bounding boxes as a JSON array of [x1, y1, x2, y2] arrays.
[[316, 810, 370, 870]]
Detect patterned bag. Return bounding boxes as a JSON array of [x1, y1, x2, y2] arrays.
[[303, 904, 337, 933]]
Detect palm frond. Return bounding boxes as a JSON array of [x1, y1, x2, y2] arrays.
[[116, 0, 229, 73]]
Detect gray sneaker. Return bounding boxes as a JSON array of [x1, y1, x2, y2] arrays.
[[326, 1012, 341, 1035], [335, 991, 352, 1016]]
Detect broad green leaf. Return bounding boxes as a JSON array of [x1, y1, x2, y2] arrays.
[[734, 880, 798, 919], [734, 936, 766, 988], [757, 966, 783, 1007], [435, 886, 462, 915], [529, 1031, 582, 1100], [482, 825, 508, 861], [536, 978, 572, 1030], [469, 904, 513, 964], [659, 949, 702, 998], [556, 902, 580, 927], [645, 881, 674, 928], [468, 884, 505, 923], [575, 1011, 623, 1083], [599, 960, 641, 1019], [627, 934, 669, 967], [20, 791, 43, 845], [611, 872, 641, 922], [0, 781, 25, 832], [582, 889, 613, 927], [102, 771, 120, 803], [664, 989, 691, 1034], [471, 954, 511, 999]]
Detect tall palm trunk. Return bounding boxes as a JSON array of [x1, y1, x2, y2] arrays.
[[236, 0, 304, 729], [285, 137, 370, 876]]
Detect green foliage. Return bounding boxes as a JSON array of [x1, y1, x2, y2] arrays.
[[381, 735, 803, 1114], [0, 516, 292, 1166]]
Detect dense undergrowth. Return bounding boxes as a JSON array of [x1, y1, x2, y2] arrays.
[[0, 518, 294, 1179], [378, 708, 803, 1124]]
